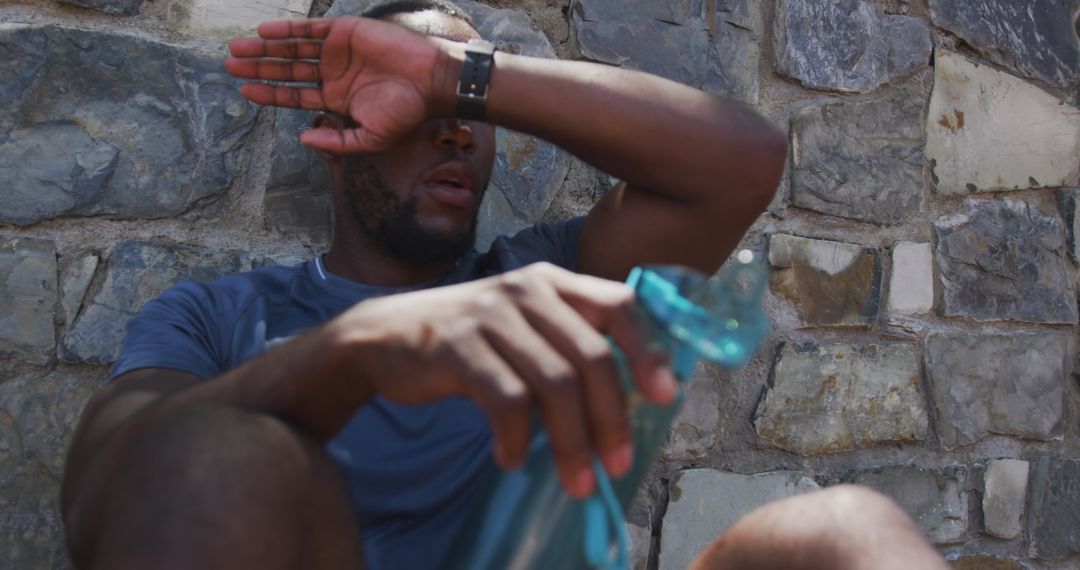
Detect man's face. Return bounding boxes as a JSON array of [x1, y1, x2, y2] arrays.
[[340, 9, 496, 264]]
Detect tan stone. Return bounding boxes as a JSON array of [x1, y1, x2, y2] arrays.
[[950, 554, 1029, 570], [768, 234, 881, 327], [166, 0, 314, 39], [926, 50, 1080, 194], [755, 342, 929, 456]]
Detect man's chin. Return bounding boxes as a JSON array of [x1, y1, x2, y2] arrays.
[[377, 224, 476, 265]]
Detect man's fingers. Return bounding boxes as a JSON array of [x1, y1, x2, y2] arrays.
[[228, 38, 322, 59], [479, 307, 598, 498], [239, 83, 328, 111], [257, 18, 333, 40], [516, 296, 634, 479], [300, 127, 387, 155], [546, 267, 679, 405], [225, 58, 321, 83], [458, 342, 533, 473]]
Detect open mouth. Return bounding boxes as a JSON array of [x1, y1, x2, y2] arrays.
[[438, 178, 467, 189]]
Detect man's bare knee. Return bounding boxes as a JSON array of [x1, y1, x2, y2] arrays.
[[689, 484, 947, 570], [88, 404, 361, 570]]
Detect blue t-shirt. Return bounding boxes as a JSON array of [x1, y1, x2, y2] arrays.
[[111, 218, 585, 569]]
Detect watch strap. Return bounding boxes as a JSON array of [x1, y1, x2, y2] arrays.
[[456, 39, 496, 121]]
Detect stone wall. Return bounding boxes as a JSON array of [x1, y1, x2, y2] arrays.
[[0, 0, 1078, 568]]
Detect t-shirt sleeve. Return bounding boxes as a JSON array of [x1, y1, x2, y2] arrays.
[[110, 279, 230, 381], [492, 216, 586, 272]]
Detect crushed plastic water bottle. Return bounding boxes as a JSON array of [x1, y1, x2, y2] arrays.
[[445, 253, 770, 570]]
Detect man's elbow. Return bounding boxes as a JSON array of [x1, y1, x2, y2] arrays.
[[740, 125, 789, 211]]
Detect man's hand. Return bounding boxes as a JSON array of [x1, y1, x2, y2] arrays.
[[225, 17, 457, 154], [328, 263, 676, 498]]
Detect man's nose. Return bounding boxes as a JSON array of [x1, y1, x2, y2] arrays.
[[433, 120, 476, 154]]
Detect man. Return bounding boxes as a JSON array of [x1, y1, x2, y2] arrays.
[[60, 1, 948, 569]]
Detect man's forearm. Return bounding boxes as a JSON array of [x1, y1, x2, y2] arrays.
[[439, 45, 786, 203], [78, 319, 369, 462]]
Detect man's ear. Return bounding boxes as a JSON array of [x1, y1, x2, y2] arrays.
[[310, 113, 350, 163]]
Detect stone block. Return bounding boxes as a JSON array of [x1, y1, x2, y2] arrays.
[[1056, 189, 1080, 262], [0, 25, 256, 225], [572, 0, 760, 103], [949, 554, 1030, 570], [1027, 455, 1080, 560], [773, 0, 931, 93], [661, 364, 729, 461], [660, 469, 819, 570], [627, 522, 650, 570], [0, 237, 57, 365], [0, 368, 102, 480], [928, 0, 1079, 90], [60, 241, 253, 365], [790, 91, 925, 225], [164, 0, 313, 39], [57, 0, 142, 15], [888, 242, 933, 315], [755, 342, 928, 456], [0, 367, 101, 570], [983, 459, 1029, 539], [474, 178, 532, 253], [934, 200, 1077, 324], [925, 332, 1071, 448], [59, 253, 99, 330], [848, 465, 967, 544], [926, 51, 1080, 195], [266, 1, 570, 250], [0, 467, 67, 570], [767, 233, 881, 327]]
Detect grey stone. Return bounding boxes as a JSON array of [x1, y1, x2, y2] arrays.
[[773, 0, 931, 93], [848, 465, 968, 544], [267, 1, 570, 249], [626, 522, 650, 570], [887, 242, 933, 315], [661, 364, 729, 461], [934, 200, 1077, 324], [57, 0, 143, 15], [768, 234, 882, 327], [572, 0, 760, 103], [0, 237, 57, 365], [929, 0, 1080, 90], [0, 368, 102, 480], [1027, 455, 1080, 559], [475, 174, 531, 252], [926, 51, 1080, 194], [0, 25, 256, 225], [0, 367, 100, 570], [983, 459, 1029, 539], [925, 332, 1071, 448], [0, 122, 120, 225], [755, 342, 928, 456], [0, 467, 67, 570], [59, 252, 99, 330], [660, 469, 819, 570], [1056, 189, 1080, 262], [790, 91, 925, 224], [60, 240, 253, 365]]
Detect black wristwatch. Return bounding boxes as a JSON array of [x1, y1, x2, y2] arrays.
[[456, 39, 497, 121]]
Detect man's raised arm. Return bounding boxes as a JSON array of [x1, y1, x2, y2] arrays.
[[481, 49, 787, 280], [226, 16, 787, 280]]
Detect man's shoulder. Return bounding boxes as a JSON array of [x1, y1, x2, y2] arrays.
[[480, 217, 586, 274], [157, 260, 311, 312]]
